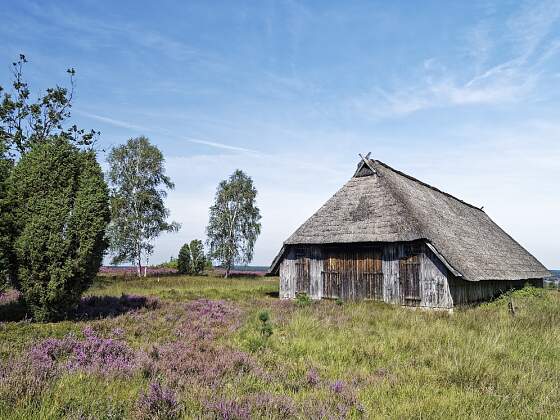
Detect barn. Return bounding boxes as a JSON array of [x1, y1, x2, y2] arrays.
[[268, 155, 551, 309]]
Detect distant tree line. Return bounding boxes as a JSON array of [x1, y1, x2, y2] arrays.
[[0, 55, 262, 321]]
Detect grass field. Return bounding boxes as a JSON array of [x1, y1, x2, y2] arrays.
[[1, 275, 559, 419]]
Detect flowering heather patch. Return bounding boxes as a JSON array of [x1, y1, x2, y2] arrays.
[[0, 289, 20, 305], [0, 326, 137, 403], [203, 398, 251, 420], [202, 393, 297, 419], [330, 379, 345, 393], [176, 299, 240, 341], [29, 326, 136, 374], [135, 382, 181, 420], [306, 368, 320, 387], [138, 300, 262, 391], [141, 341, 263, 390]]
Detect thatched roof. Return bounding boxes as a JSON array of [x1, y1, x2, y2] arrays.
[[270, 158, 551, 282]]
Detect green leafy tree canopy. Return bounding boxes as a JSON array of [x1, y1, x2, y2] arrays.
[[107, 136, 180, 276], [206, 170, 261, 278], [0, 55, 98, 156], [189, 239, 206, 275]]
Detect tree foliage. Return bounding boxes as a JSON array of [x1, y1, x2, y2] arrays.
[[177, 243, 192, 275], [206, 170, 261, 278], [189, 239, 206, 275], [177, 240, 205, 275], [7, 137, 110, 321], [0, 55, 98, 156], [0, 144, 14, 292], [107, 136, 180, 276]]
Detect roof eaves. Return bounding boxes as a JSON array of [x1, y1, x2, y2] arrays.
[[267, 245, 286, 275], [425, 241, 465, 279]]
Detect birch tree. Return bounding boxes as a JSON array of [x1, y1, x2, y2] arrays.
[[0, 55, 98, 156], [206, 170, 261, 278], [107, 136, 179, 276]]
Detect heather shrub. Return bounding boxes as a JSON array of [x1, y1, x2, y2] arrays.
[[306, 368, 320, 387], [135, 382, 181, 420], [203, 398, 250, 419], [0, 325, 137, 404], [203, 393, 296, 419], [7, 137, 110, 321]]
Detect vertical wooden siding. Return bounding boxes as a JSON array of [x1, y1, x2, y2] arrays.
[[279, 246, 323, 299], [322, 246, 383, 300], [449, 277, 543, 305], [279, 242, 453, 308]]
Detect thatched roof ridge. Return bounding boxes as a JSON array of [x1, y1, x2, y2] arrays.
[[270, 158, 551, 282]]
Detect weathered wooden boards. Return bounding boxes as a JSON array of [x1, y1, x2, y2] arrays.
[[448, 277, 543, 305], [279, 241, 521, 309]]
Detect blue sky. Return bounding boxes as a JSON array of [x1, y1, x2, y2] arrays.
[[1, 0, 559, 268]]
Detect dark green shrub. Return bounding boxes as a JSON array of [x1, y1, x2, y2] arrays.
[[8, 137, 110, 321], [0, 149, 14, 292], [335, 297, 344, 306], [177, 243, 192, 275]]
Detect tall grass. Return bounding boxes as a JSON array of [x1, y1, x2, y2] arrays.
[[0, 276, 559, 419]]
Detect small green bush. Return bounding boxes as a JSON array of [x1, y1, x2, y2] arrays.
[[295, 292, 312, 307], [258, 310, 273, 338]]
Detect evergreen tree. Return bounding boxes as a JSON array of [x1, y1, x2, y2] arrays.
[[177, 243, 192, 275], [0, 144, 14, 292], [8, 137, 110, 321]]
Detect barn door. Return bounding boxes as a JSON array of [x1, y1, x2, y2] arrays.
[[322, 251, 341, 299], [399, 254, 421, 305], [295, 250, 310, 294], [361, 250, 383, 300]]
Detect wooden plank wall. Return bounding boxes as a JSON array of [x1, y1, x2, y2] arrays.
[[279, 242, 544, 307], [322, 246, 382, 300], [381, 243, 452, 308], [279, 242, 453, 308], [279, 246, 323, 299], [448, 277, 543, 305]]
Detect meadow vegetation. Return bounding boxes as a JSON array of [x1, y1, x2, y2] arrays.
[[0, 275, 559, 419]]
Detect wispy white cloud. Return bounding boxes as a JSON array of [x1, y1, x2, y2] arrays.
[[75, 111, 151, 132], [355, 0, 560, 119], [76, 110, 264, 156], [184, 138, 262, 155]]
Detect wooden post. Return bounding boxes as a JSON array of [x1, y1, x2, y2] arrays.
[[508, 298, 516, 317]]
